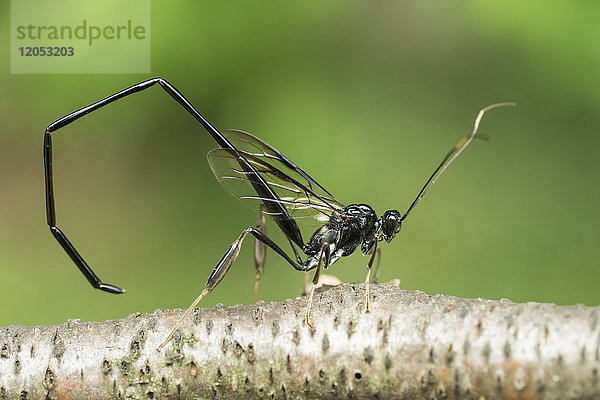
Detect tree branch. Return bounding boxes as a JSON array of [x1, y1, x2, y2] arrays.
[[1, 283, 599, 399]]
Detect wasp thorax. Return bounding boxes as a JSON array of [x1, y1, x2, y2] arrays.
[[381, 210, 402, 242]]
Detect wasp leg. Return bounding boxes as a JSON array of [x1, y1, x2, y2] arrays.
[[305, 245, 330, 331], [45, 78, 237, 293], [158, 227, 306, 351], [44, 134, 125, 294], [253, 206, 267, 303], [288, 237, 303, 265], [301, 274, 342, 296], [369, 247, 382, 284], [370, 248, 401, 288], [364, 239, 379, 312]]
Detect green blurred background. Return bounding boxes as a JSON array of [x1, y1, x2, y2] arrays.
[[1, 1, 598, 327]]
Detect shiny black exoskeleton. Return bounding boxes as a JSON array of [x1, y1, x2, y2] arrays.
[[303, 204, 401, 270], [42, 78, 512, 350]]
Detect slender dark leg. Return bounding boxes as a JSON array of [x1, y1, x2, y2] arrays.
[[44, 133, 124, 294], [287, 236, 311, 293], [288, 238, 303, 265], [370, 247, 382, 284], [253, 206, 306, 301], [45, 77, 305, 292], [157, 226, 308, 351], [44, 78, 239, 293], [46, 78, 232, 147], [364, 239, 379, 312], [206, 227, 307, 295], [253, 206, 267, 302], [305, 245, 330, 331]]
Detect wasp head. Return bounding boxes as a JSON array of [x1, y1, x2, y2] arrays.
[[381, 210, 402, 242]]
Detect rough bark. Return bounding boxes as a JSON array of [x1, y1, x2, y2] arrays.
[[1, 283, 599, 399]]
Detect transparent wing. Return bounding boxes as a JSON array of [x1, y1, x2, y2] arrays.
[[207, 147, 342, 223], [221, 129, 342, 207]]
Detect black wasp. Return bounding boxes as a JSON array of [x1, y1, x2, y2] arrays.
[[43, 78, 513, 351]]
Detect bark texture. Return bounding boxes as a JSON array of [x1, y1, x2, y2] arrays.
[[1, 283, 599, 399]]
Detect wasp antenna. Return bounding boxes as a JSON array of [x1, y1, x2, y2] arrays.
[[473, 102, 516, 136], [400, 102, 515, 222]]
